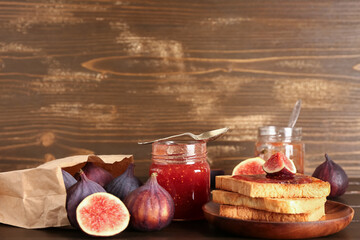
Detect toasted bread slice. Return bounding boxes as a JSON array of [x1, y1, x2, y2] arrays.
[[212, 190, 326, 214], [215, 174, 330, 198], [219, 204, 325, 222]]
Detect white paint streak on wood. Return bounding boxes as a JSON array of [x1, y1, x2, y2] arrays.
[[153, 76, 255, 119], [276, 60, 322, 70], [201, 17, 252, 28], [31, 67, 105, 94], [345, 190, 360, 194], [110, 22, 185, 67], [4, 0, 109, 34], [45, 68, 105, 83], [35, 103, 119, 128], [349, 181, 360, 185], [0, 42, 42, 53], [273, 79, 352, 110]]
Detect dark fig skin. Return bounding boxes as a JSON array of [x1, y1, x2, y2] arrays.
[[66, 170, 106, 228], [124, 173, 174, 231], [77, 162, 114, 187], [266, 167, 295, 180], [105, 163, 142, 200], [312, 153, 348, 198], [62, 169, 77, 190]]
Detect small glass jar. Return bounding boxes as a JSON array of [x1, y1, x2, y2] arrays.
[[255, 126, 305, 173], [149, 140, 210, 221]]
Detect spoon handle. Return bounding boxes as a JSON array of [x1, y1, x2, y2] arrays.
[[138, 133, 192, 145], [288, 99, 302, 128]]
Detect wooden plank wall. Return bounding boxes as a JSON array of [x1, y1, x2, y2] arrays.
[[0, 0, 360, 177]]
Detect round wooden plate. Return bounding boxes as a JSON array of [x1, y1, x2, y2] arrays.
[[203, 200, 354, 239]]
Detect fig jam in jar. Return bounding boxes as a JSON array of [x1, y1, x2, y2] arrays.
[[149, 140, 210, 221], [255, 126, 305, 173]]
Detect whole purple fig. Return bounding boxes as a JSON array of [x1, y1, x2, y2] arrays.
[[62, 169, 77, 190], [312, 153, 348, 198], [66, 169, 106, 228], [105, 163, 142, 200], [124, 173, 174, 231], [79, 162, 114, 187]]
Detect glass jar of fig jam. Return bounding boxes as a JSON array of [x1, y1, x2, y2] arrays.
[[255, 126, 305, 173], [149, 140, 210, 221]]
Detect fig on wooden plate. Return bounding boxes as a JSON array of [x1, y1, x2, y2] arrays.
[[66, 169, 106, 228], [124, 172, 174, 231], [263, 152, 296, 179], [62, 169, 77, 190], [232, 157, 265, 175], [105, 163, 142, 201], [76, 192, 130, 237], [78, 162, 114, 187], [312, 153, 348, 198]]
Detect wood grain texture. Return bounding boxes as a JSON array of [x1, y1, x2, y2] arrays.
[[0, 179, 358, 238], [0, 0, 360, 177], [203, 200, 354, 239]]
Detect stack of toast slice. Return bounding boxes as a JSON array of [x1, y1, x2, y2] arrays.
[[214, 174, 331, 222]]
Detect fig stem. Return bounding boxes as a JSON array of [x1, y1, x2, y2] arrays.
[[325, 153, 331, 162], [78, 169, 88, 180]]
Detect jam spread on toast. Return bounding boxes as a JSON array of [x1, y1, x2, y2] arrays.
[[232, 174, 314, 184]]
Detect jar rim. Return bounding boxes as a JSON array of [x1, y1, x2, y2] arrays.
[[258, 126, 302, 137], [152, 140, 207, 160], [153, 140, 206, 146]]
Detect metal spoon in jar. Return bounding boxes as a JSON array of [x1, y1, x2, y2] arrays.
[[287, 99, 302, 128], [138, 127, 229, 145]]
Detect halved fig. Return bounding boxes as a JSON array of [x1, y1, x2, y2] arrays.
[[263, 152, 296, 175], [76, 192, 130, 237], [232, 157, 266, 175]]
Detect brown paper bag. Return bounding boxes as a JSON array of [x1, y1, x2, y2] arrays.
[[0, 154, 133, 229]]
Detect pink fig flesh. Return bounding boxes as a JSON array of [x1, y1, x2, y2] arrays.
[[66, 170, 106, 228], [232, 157, 265, 175], [76, 192, 130, 237], [263, 152, 296, 177]]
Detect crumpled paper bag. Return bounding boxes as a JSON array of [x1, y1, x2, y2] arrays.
[[0, 154, 133, 229]]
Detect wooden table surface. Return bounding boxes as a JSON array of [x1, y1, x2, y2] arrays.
[[1, 0, 360, 179], [0, 178, 358, 240]]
